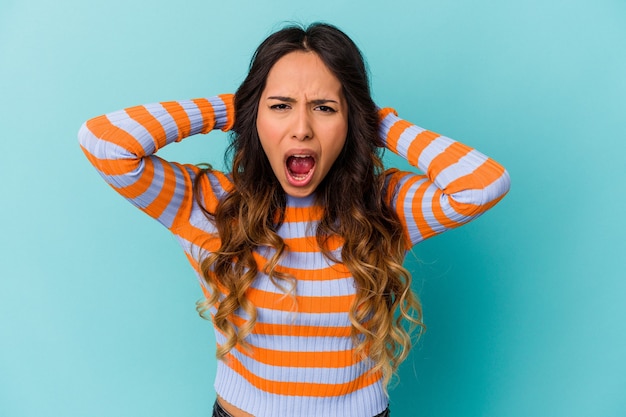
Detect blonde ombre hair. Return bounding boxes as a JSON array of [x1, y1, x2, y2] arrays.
[[194, 22, 424, 389]]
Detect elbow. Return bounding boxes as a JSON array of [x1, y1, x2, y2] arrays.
[[452, 168, 511, 217], [77, 121, 94, 150], [498, 168, 512, 197]]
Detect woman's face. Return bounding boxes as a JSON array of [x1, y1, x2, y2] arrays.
[[256, 51, 348, 198]]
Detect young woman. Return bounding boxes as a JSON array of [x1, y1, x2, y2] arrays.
[[79, 23, 510, 417]]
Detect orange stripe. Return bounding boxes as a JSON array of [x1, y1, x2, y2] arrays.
[[79, 145, 140, 177], [176, 222, 221, 251], [406, 130, 440, 167], [190, 171, 219, 215], [116, 157, 155, 198], [218, 94, 236, 131], [125, 105, 168, 149], [192, 98, 217, 134], [283, 205, 324, 221], [230, 314, 352, 338], [195, 170, 235, 213], [161, 101, 192, 141], [428, 142, 473, 180], [165, 161, 196, 230], [444, 160, 507, 194], [224, 352, 381, 397], [142, 159, 177, 219], [284, 236, 316, 252], [385, 119, 412, 153], [246, 287, 354, 314], [278, 263, 352, 281], [383, 169, 413, 246], [377, 107, 397, 122], [212, 170, 235, 194], [84, 115, 145, 171], [435, 161, 509, 218], [410, 180, 437, 240], [475, 193, 507, 214], [393, 174, 421, 243], [177, 168, 232, 222], [249, 345, 358, 369], [431, 189, 464, 230], [284, 235, 343, 253], [445, 173, 481, 196], [224, 337, 359, 368], [448, 190, 507, 217], [86, 115, 144, 155]]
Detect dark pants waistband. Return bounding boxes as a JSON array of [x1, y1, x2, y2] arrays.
[[213, 400, 234, 417]]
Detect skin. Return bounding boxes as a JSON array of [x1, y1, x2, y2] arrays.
[[218, 51, 349, 417], [256, 51, 349, 198]]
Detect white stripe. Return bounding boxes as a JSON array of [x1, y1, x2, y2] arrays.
[[156, 162, 187, 228], [106, 110, 159, 154], [482, 169, 511, 202], [253, 306, 352, 329], [83, 148, 145, 190], [285, 194, 316, 207], [435, 148, 489, 189], [258, 245, 342, 270], [436, 191, 474, 224], [277, 220, 317, 240], [417, 135, 455, 172], [250, 271, 356, 297], [205, 170, 232, 200], [394, 123, 426, 158], [215, 361, 387, 417], [222, 347, 372, 386], [398, 175, 428, 243], [420, 182, 446, 233], [80, 124, 145, 160], [378, 112, 397, 141], [230, 330, 356, 353], [187, 200, 216, 233], [128, 157, 166, 209], [178, 100, 207, 136], [207, 96, 229, 130], [141, 102, 181, 143]]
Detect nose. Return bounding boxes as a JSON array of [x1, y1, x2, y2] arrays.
[[291, 107, 313, 141]]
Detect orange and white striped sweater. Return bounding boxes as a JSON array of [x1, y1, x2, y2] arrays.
[[78, 94, 510, 417]]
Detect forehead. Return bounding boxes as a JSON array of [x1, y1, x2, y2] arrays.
[[263, 51, 344, 98]]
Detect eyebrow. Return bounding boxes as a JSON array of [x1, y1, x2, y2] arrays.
[[266, 96, 339, 105]]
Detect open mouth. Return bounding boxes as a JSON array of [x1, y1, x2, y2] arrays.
[[286, 155, 316, 185]]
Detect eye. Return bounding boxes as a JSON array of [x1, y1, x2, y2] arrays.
[[315, 105, 337, 113], [270, 103, 290, 110]]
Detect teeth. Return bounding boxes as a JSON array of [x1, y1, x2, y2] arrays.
[[291, 155, 311, 158]]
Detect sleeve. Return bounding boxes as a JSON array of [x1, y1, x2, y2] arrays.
[[77, 94, 235, 230], [378, 107, 511, 247]]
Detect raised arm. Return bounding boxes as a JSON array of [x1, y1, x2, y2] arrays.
[[78, 94, 235, 230], [378, 108, 510, 247]]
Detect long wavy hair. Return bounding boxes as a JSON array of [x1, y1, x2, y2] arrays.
[[194, 22, 424, 389]]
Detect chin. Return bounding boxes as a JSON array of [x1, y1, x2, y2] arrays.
[[284, 188, 315, 198], [282, 183, 316, 198]]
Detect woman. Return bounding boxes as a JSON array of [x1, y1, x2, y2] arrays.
[[79, 23, 510, 417]]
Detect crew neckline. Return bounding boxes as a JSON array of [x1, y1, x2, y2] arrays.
[[285, 193, 316, 208]]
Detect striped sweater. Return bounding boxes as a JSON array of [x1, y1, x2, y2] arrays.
[[78, 94, 510, 417]]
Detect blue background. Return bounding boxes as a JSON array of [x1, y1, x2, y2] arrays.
[[1, 1, 625, 416]]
